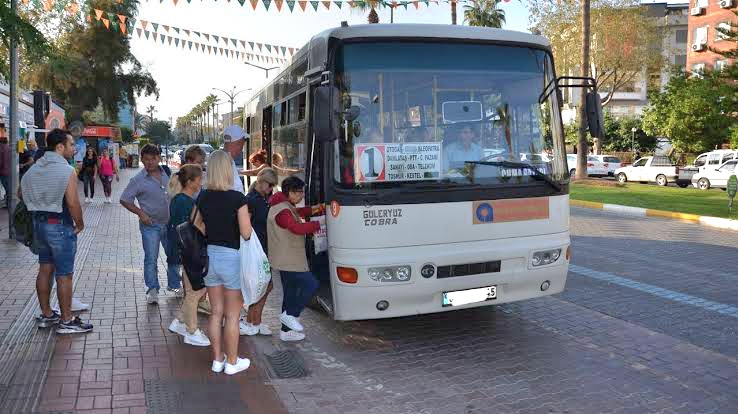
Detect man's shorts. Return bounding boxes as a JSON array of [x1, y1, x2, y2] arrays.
[[33, 214, 77, 277]]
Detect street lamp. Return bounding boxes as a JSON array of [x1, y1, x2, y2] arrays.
[[244, 61, 279, 79], [211, 86, 253, 128], [631, 127, 637, 155]]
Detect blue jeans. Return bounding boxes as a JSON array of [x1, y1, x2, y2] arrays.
[[33, 213, 77, 276], [140, 222, 181, 292], [280, 271, 319, 318]]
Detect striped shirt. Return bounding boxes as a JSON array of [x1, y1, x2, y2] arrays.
[[20, 151, 74, 213]]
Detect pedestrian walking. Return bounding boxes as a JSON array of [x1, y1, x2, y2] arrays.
[[21, 129, 93, 334], [240, 167, 278, 336], [120, 144, 181, 305], [81, 148, 98, 203], [19, 138, 37, 179], [0, 136, 10, 209], [193, 150, 252, 375], [222, 125, 248, 193], [267, 176, 322, 342], [98, 148, 119, 204], [119, 146, 128, 169], [166, 164, 211, 347]]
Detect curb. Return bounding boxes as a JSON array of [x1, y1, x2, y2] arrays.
[[570, 199, 738, 232]]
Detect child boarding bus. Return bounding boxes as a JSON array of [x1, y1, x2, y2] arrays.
[[243, 23, 603, 321]]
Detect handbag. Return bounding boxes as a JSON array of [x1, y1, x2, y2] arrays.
[[176, 207, 208, 290]]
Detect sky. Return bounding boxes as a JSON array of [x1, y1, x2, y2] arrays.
[[131, 0, 532, 124]]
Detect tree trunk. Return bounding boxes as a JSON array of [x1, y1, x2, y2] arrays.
[[368, 8, 379, 24], [576, 0, 591, 180], [451, 0, 457, 25]]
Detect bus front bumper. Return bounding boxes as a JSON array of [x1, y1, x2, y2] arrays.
[[329, 232, 570, 321]]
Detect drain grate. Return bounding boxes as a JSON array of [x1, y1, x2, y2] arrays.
[[265, 350, 308, 379], [145, 379, 243, 414]]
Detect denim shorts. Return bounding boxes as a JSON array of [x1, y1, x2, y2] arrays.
[[205, 245, 241, 290], [33, 215, 77, 277]]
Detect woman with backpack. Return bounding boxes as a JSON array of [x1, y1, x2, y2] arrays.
[[166, 164, 210, 347]]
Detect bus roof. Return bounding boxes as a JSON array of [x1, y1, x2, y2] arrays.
[[310, 24, 550, 48]]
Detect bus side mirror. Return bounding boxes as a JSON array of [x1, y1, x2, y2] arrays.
[[313, 86, 340, 142], [585, 91, 605, 138]]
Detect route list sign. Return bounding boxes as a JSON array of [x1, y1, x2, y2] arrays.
[[355, 142, 442, 183]]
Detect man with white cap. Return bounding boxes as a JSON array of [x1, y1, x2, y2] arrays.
[[223, 125, 249, 194]]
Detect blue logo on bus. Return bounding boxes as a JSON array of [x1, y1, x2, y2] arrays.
[[476, 203, 494, 223]]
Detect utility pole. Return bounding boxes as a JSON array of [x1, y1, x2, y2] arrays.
[[8, 0, 19, 239], [212, 87, 252, 128], [576, 0, 591, 180]]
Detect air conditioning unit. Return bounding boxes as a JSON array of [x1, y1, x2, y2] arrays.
[[719, 0, 733, 8], [692, 43, 706, 51], [690, 6, 704, 15]]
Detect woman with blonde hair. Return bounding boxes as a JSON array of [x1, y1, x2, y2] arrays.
[[192, 150, 253, 375]]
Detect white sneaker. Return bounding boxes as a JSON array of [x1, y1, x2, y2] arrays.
[[256, 324, 272, 336], [168, 319, 187, 336], [167, 287, 184, 297], [280, 330, 306, 342], [146, 289, 158, 305], [280, 312, 304, 332], [224, 357, 251, 375], [84, 197, 90, 203], [51, 297, 90, 314], [239, 320, 259, 336], [212, 355, 226, 373], [183, 329, 211, 347]]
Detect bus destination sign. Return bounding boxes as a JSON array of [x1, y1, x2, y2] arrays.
[[355, 143, 441, 183]]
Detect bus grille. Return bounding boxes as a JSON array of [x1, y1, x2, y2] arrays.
[[436, 261, 501, 278]]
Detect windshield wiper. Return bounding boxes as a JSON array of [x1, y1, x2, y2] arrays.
[[463, 160, 563, 192]]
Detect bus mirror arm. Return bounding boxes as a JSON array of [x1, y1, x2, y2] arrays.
[[539, 76, 605, 139]]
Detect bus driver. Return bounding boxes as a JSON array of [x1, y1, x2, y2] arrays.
[[442, 124, 483, 173]]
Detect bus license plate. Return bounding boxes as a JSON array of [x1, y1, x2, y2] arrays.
[[442, 286, 497, 307]]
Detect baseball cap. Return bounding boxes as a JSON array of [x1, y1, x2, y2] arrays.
[[223, 125, 249, 143]]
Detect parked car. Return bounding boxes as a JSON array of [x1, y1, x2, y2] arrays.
[[676, 149, 738, 188], [691, 159, 738, 190], [566, 154, 608, 177], [592, 155, 623, 176], [615, 156, 678, 186]]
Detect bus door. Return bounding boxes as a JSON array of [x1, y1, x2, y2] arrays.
[[305, 85, 333, 314]]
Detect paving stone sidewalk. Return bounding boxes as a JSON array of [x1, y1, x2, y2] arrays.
[[0, 167, 286, 414]]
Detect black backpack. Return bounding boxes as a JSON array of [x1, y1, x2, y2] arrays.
[[176, 207, 208, 290], [13, 200, 36, 253]]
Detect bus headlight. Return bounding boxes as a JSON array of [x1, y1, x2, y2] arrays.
[[531, 249, 562, 267], [368, 266, 412, 282]]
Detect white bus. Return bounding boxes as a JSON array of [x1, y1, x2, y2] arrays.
[[244, 24, 601, 321]]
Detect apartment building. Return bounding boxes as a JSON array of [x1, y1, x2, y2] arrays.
[[687, 0, 736, 73]]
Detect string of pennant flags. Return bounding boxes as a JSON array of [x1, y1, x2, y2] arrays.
[[21, 0, 506, 15], [89, 8, 299, 58]]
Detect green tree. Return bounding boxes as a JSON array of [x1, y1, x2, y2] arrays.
[[28, 0, 158, 123], [464, 0, 506, 28], [0, 1, 51, 78], [601, 114, 657, 152], [145, 120, 172, 146], [642, 71, 735, 153], [120, 126, 134, 143]]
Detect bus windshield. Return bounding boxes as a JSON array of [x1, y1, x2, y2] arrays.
[[334, 42, 567, 189]]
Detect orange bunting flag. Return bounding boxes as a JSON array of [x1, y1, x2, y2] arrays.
[[102, 18, 110, 29], [173, 0, 179, 4], [117, 14, 126, 24], [250, 0, 258, 8], [413, 0, 419, 8], [42, 0, 53, 11], [120, 23, 127, 34], [95, 9, 104, 21], [298, 0, 307, 10], [66, 1, 79, 14], [86, 15, 92, 23], [163, 25, 170, 33], [347, 0, 354, 6], [322, 0, 330, 9], [275, 0, 283, 10], [141, 20, 149, 30], [204, 34, 210, 41], [22, 0, 29, 4]]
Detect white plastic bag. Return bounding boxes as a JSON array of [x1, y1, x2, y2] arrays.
[[240, 231, 271, 306], [311, 215, 327, 255]]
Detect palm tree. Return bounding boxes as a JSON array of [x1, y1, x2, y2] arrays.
[[146, 105, 156, 122], [352, 0, 381, 24], [464, 0, 506, 28], [496, 103, 513, 158]]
